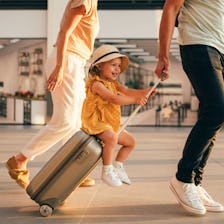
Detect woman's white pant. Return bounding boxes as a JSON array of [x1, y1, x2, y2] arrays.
[[21, 51, 86, 160]]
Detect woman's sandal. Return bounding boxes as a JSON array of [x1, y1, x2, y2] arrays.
[[6, 156, 30, 189], [79, 177, 95, 187], [6, 157, 94, 189]]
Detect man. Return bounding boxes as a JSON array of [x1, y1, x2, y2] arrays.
[[155, 0, 224, 216]]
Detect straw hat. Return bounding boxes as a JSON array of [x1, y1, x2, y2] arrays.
[[90, 45, 129, 73]]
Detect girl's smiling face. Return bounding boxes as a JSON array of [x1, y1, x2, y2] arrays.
[[97, 58, 122, 81]]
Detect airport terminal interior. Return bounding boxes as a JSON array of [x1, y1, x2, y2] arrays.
[[0, 0, 198, 127], [0, 1, 224, 223]]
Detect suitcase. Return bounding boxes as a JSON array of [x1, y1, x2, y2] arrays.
[[26, 77, 162, 217], [26, 131, 102, 217]]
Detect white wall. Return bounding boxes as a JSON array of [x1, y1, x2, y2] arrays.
[[98, 10, 163, 38], [0, 40, 46, 94], [0, 10, 47, 38], [0, 9, 47, 94], [46, 1, 177, 44], [46, 2, 171, 52], [0, 51, 18, 94], [47, 0, 67, 54]]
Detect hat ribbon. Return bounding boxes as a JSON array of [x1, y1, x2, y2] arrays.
[[93, 51, 120, 65]]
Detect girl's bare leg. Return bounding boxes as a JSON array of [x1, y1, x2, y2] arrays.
[[97, 130, 122, 187], [97, 129, 118, 165], [114, 130, 136, 185], [116, 130, 136, 162]]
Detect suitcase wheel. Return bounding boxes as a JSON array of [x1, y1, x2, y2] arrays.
[[59, 200, 66, 206], [39, 204, 53, 217]]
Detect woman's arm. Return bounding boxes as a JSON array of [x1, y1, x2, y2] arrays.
[[47, 5, 85, 91], [92, 81, 148, 106]]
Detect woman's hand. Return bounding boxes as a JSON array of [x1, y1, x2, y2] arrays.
[[47, 65, 64, 91]]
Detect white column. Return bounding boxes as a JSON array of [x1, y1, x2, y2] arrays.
[[47, 0, 67, 55]]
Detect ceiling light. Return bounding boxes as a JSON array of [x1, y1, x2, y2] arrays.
[[170, 44, 179, 48], [98, 39, 127, 43], [113, 44, 137, 48], [138, 56, 158, 62], [175, 56, 182, 61], [130, 52, 150, 56], [171, 52, 180, 56], [138, 55, 157, 59], [142, 58, 158, 62], [121, 48, 144, 52], [171, 39, 178, 44], [10, 38, 20, 44], [0, 45, 4, 49], [170, 48, 180, 53]]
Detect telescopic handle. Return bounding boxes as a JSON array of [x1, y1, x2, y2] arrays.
[[118, 76, 162, 135]]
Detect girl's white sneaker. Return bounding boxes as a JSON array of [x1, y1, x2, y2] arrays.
[[101, 165, 122, 187], [114, 161, 131, 185]]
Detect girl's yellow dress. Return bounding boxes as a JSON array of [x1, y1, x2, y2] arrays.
[[81, 75, 121, 135]]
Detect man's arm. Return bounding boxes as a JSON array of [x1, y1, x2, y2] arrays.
[[155, 0, 184, 80]]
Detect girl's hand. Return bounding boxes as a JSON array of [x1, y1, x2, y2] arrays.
[[136, 96, 148, 106], [145, 86, 156, 98], [47, 65, 63, 91]]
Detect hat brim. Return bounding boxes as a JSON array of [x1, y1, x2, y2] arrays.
[[91, 52, 129, 73]]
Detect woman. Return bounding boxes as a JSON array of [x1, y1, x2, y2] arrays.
[[6, 0, 99, 189]]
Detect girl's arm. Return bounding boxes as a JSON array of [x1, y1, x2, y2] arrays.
[[117, 82, 154, 98], [47, 5, 85, 91], [92, 81, 147, 106]]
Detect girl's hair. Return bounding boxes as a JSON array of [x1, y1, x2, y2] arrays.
[[89, 65, 101, 76]]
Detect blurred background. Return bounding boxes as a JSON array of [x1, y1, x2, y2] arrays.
[[0, 0, 198, 127]]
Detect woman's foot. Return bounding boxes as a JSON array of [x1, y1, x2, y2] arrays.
[[79, 177, 95, 187], [6, 156, 30, 189]]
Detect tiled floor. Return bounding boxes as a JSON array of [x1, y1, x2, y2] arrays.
[[0, 125, 224, 224]]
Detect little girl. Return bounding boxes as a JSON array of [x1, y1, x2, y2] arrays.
[[81, 45, 152, 187]]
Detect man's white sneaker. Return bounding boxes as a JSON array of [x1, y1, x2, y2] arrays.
[[114, 161, 131, 185], [101, 165, 122, 187], [170, 176, 206, 215], [196, 185, 224, 212]]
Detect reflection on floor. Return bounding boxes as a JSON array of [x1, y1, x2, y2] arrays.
[[0, 125, 224, 223]]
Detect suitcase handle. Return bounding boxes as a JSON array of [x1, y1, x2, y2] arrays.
[[118, 73, 164, 135]]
